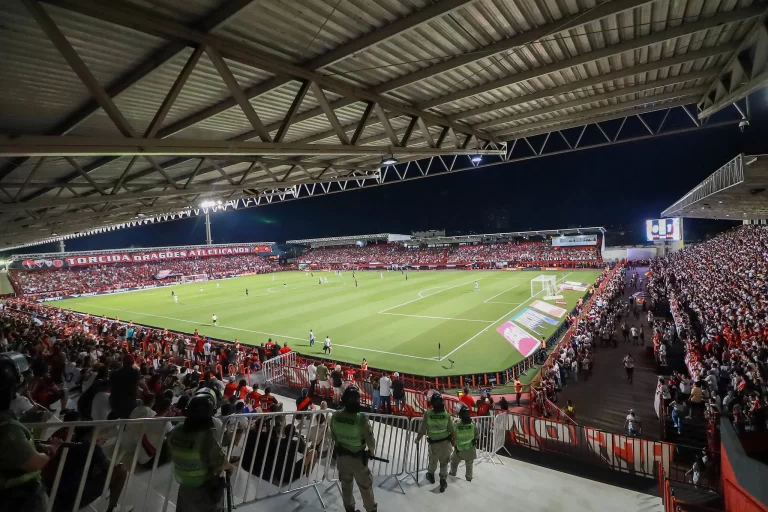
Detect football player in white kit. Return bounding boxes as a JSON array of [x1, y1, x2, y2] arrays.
[[474, 281, 479, 292]]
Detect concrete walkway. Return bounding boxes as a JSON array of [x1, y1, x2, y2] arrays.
[[557, 268, 661, 439]]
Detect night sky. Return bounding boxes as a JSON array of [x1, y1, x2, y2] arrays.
[[15, 90, 768, 254]]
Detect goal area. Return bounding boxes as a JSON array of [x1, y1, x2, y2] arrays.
[[531, 275, 557, 297], [181, 274, 208, 284]]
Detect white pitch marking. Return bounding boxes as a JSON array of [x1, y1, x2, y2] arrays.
[[483, 284, 520, 303], [71, 303, 437, 361], [331, 344, 438, 361], [439, 272, 573, 361], [379, 312, 494, 323], [71, 303, 307, 342], [378, 278, 483, 314]]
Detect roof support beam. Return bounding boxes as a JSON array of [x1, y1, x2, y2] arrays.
[[145, 46, 204, 138], [0, 136, 505, 158], [496, 95, 705, 140], [39, 0, 493, 142], [418, 6, 764, 110], [149, 0, 475, 139], [274, 81, 310, 143], [310, 82, 350, 145], [23, 0, 137, 138], [350, 102, 374, 145], [698, 10, 768, 118], [0, 0, 258, 182], [372, 0, 657, 95], [448, 44, 736, 123], [205, 46, 272, 142], [475, 71, 716, 131], [374, 104, 401, 147]]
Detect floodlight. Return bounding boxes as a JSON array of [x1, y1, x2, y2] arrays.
[[381, 155, 398, 165], [471, 155, 482, 163], [200, 200, 216, 208]]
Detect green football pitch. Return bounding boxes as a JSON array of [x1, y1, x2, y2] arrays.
[[55, 269, 600, 377]]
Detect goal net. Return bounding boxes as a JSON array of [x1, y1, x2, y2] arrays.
[[181, 274, 208, 284], [531, 275, 557, 297]]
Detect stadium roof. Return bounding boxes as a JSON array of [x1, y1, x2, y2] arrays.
[[662, 154, 768, 220], [410, 226, 606, 244], [0, 0, 765, 249], [9, 241, 274, 260], [287, 233, 409, 247]]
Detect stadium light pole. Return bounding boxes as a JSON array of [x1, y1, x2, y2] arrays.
[[205, 213, 212, 245], [200, 200, 222, 245]]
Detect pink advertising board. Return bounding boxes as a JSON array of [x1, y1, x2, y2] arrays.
[[496, 321, 540, 357]]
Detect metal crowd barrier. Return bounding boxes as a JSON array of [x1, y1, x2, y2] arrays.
[[258, 351, 298, 387], [323, 413, 411, 495], [24, 407, 479, 512]]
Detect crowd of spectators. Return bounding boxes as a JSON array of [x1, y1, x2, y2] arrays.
[[648, 226, 768, 434], [0, 297, 337, 507], [301, 241, 601, 266], [535, 264, 626, 419], [10, 254, 277, 299]]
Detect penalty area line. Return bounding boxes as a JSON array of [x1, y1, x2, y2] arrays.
[[378, 278, 484, 314], [379, 312, 494, 323], [439, 272, 573, 361]]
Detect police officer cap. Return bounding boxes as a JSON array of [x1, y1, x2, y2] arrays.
[[185, 387, 217, 419], [430, 393, 444, 406], [457, 403, 470, 416], [341, 385, 361, 406]]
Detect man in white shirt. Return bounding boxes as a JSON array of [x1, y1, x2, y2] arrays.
[[630, 326, 639, 345], [307, 361, 317, 395], [323, 336, 332, 354], [625, 409, 641, 437], [379, 373, 392, 414], [203, 339, 212, 364]]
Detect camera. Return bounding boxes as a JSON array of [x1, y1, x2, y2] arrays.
[[739, 119, 749, 132]]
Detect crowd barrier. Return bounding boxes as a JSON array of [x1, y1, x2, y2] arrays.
[[21, 405, 705, 512]]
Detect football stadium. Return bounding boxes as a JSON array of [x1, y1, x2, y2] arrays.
[[1, 1, 767, 512]]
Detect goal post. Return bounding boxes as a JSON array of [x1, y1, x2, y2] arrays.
[[181, 274, 208, 284], [531, 275, 557, 297]]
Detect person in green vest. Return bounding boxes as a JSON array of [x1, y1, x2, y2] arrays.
[[167, 387, 235, 512], [330, 385, 378, 512], [415, 393, 455, 492], [0, 352, 61, 511], [449, 404, 479, 482]]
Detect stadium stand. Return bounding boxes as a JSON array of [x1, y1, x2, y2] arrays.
[[648, 226, 768, 438], [9, 254, 277, 299], [300, 240, 601, 267], [642, 225, 768, 504]]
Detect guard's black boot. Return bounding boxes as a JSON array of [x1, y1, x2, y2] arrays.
[[425, 472, 435, 484], [440, 478, 447, 492]]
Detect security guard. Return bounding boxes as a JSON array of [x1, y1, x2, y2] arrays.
[[415, 393, 455, 492], [167, 388, 234, 512], [449, 404, 478, 481], [0, 352, 61, 511], [330, 386, 378, 512]]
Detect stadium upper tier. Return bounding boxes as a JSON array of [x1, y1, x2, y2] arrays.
[[299, 241, 601, 266], [9, 253, 276, 299]]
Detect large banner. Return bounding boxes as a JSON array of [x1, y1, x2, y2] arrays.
[[496, 321, 539, 357], [551, 234, 598, 247], [500, 413, 673, 479], [13, 244, 273, 269], [530, 299, 567, 318], [511, 308, 558, 335]]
